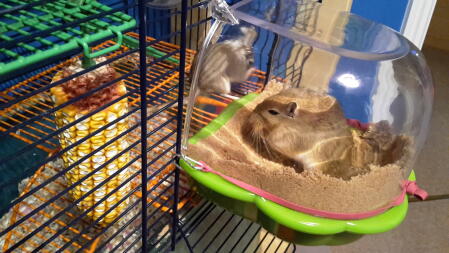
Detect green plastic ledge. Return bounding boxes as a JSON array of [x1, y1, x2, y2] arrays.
[[180, 92, 411, 244]]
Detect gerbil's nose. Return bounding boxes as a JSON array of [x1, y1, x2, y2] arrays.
[[286, 102, 297, 118]]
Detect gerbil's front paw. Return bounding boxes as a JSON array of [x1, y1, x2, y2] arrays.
[[291, 161, 304, 174]]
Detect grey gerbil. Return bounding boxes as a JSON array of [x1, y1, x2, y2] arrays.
[[190, 26, 257, 96]]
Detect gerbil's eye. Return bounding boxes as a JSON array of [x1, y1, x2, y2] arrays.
[[268, 109, 279, 115]]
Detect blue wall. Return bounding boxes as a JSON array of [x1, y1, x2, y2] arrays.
[[351, 0, 410, 32]]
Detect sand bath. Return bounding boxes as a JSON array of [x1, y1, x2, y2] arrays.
[[187, 80, 413, 214]]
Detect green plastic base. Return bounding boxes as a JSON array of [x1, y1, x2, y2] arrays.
[[180, 92, 411, 246]]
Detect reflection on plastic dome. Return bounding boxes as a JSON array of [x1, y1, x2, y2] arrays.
[[337, 73, 360, 88]]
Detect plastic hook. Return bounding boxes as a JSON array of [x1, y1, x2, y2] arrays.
[[77, 28, 123, 68]]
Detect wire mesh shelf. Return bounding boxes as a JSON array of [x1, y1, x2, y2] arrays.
[[157, 198, 297, 253]]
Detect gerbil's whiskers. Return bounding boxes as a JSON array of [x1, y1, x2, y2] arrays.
[[251, 129, 262, 154], [262, 137, 276, 160]]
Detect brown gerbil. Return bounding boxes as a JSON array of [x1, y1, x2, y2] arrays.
[[242, 87, 406, 180]]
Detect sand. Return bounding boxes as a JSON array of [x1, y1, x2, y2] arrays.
[[187, 80, 410, 214]]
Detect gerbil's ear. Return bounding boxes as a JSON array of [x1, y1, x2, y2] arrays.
[[286, 102, 297, 117]]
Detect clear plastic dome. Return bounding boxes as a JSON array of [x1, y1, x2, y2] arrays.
[[181, 0, 433, 216]]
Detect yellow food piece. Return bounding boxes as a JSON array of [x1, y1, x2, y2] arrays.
[[51, 72, 131, 226]]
